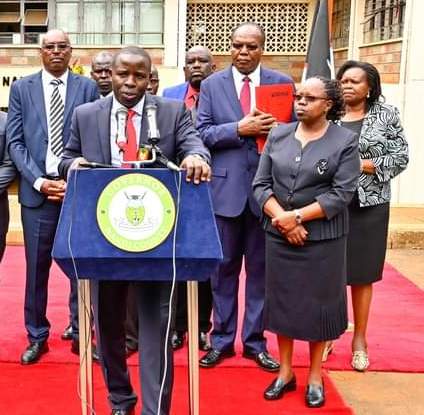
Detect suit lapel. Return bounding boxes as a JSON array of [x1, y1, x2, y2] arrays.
[[64, 72, 80, 125], [96, 97, 112, 163], [222, 67, 244, 119], [29, 72, 48, 139], [139, 94, 151, 146], [260, 67, 271, 85]]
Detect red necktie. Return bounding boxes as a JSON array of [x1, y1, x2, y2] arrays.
[[239, 76, 251, 115], [123, 109, 138, 162]]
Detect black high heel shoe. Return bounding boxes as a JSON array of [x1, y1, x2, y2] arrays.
[[305, 382, 325, 408], [264, 375, 296, 400]]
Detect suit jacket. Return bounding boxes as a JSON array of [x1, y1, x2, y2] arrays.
[[6, 71, 99, 207], [197, 66, 295, 218], [0, 112, 16, 196], [253, 122, 360, 241], [58, 93, 210, 178], [162, 82, 189, 101]]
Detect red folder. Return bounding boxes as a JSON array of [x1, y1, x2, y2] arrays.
[[255, 83, 295, 153]]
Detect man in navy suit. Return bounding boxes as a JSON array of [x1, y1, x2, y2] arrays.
[[59, 46, 210, 415], [7, 29, 99, 364], [0, 111, 16, 263], [163, 46, 216, 352], [197, 22, 295, 371]]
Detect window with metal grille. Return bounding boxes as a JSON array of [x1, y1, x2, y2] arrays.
[[332, 0, 350, 49], [186, 1, 309, 54], [54, 0, 163, 46], [363, 0, 406, 43]]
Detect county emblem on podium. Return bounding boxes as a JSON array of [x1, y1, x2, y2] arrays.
[[96, 174, 176, 252]]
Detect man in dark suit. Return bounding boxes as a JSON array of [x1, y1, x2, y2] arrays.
[[162, 46, 216, 352], [91, 51, 113, 97], [146, 65, 160, 95], [197, 22, 295, 371], [59, 46, 210, 415], [6, 29, 99, 364], [0, 111, 16, 262]]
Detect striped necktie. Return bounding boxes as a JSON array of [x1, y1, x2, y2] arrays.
[[49, 78, 64, 157]]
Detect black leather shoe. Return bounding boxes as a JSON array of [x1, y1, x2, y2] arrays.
[[171, 331, 185, 350], [264, 375, 297, 400], [71, 339, 99, 362], [61, 324, 73, 340], [111, 408, 135, 415], [21, 341, 49, 365], [199, 331, 211, 351], [199, 348, 235, 368], [243, 351, 280, 372], [305, 383, 325, 408], [126, 343, 138, 358]]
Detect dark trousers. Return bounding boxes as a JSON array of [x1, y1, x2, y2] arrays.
[[92, 280, 174, 415], [174, 280, 212, 333], [21, 201, 78, 342], [0, 191, 9, 262], [210, 205, 266, 354], [125, 283, 139, 349]]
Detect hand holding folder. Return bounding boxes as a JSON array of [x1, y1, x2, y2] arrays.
[[255, 83, 295, 152]]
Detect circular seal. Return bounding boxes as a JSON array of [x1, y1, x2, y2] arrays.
[[97, 173, 175, 252]]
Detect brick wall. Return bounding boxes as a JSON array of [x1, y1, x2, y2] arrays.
[[212, 54, 306, 83], [0, 47, 164, 67], [334, 48, 348, 74], [359, 41, 402, 83]]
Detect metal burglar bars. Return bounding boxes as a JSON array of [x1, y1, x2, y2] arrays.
[[54, 0, 164, 46], [363, 0, 406, 44], [186, 1, 309, 54], [332, 0, 351, 49]]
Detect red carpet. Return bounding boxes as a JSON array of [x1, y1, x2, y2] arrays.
[[0, 363, 352, 415], [0, 246, 423, 373]]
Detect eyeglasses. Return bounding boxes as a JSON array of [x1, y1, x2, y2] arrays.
[[293, 94, 329, 103], [42, 43, 70, 52]]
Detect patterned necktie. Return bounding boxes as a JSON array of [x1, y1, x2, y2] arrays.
[[239, 76, 251, 116], [123, 109, 138, 162], [49, 79, 64, 157]]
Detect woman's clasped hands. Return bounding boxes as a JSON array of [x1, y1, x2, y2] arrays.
[[271, 212, 308, 246]]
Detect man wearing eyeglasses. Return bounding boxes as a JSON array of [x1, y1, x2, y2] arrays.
[[6, 29, 99, 365], [197, 22, 295, 371]]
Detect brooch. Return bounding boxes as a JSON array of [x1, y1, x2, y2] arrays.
[[316, 159, 328, 175]]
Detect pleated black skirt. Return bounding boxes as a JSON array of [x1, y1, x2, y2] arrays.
[[264, 232, 348, 342], [346, 197, 390, 285]]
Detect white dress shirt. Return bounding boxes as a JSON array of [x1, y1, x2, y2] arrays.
[[34, 69, 69, 191], [110, 94, 145, 167], [232, 64, 261, 112]]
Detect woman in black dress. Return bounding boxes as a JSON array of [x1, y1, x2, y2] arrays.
[[253, 77, 360, 408], [335, 61, 408, 371]]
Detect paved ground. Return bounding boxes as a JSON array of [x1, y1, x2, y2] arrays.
[[329, 249, 424, 415]]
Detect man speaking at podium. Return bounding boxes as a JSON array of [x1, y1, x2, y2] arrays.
[[59, 46, 211, 415]]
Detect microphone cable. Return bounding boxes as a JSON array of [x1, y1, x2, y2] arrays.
[[67, 167, 97, 415], [156, 169, 182, 415]]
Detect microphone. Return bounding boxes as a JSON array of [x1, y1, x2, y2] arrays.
[[115, 107, 128, 151], [145, 103, 180, 172], [145, 103, 160, 144]]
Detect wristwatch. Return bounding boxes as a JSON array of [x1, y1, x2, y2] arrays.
[[192, 154, 209, 164], [294, 209, 302, 225]]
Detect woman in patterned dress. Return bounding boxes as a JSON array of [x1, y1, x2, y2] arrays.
[[336, 60, 408, 371]]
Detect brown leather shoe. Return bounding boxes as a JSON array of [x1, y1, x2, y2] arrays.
[[21, 341, 49, 365]]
